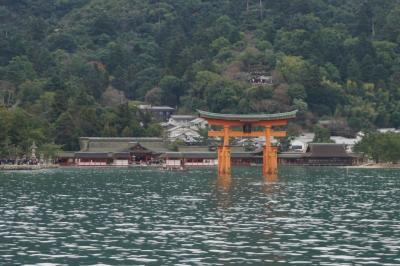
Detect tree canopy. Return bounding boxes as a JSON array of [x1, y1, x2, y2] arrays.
[[1, 0, 400, 154]]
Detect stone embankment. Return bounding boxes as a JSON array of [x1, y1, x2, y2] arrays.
[[0, 164, 59, 171]]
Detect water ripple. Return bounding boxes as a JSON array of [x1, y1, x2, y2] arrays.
[[0, 167, 399, 265]]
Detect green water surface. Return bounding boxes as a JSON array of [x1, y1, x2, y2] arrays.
[[0, 167, 399, 265]]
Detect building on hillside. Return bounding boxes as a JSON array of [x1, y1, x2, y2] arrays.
[[162, 116, 208, 129], [248, 64, 273, 85], [189, 117, 208, 129], [330, 136, 361, 152], [250, 75, 273, 85], [377, 128, 400, 133], [138, 105, 175, 121], [166, 126, 202, 144], [289, 133, 315, 152], [162, 116, 208, 144], [167, 115, 197, 127]]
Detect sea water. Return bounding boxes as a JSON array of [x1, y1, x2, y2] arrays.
[[0, 167, 399, 265]]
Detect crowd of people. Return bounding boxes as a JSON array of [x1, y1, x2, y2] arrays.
[[0, 158, 39, 165]]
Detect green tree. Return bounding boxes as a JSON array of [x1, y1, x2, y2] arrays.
[[18, 79, 47, 104], [5, 56, 37, 84], [159, 75, 183, 106], [347, 58, 361, 81], [312, 126, 332, 143], [54, 112, 80, 150], [355, 132, 400, 163]]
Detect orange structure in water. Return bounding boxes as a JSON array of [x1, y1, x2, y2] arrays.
[[198, 110, 297, 177]]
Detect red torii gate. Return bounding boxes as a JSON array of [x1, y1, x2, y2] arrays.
[[198, 110, 297, 177]]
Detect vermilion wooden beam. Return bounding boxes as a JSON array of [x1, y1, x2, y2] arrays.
[[205, 119, 288, 127], [208, 130, 287, 138]]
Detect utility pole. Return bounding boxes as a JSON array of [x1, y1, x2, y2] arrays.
[[259, 0, 263, 19]]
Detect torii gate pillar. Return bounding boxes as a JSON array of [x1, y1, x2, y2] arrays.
[[218, 126, 231, 176], [263, 126, 278, 176], [198, 110, 297, 177]]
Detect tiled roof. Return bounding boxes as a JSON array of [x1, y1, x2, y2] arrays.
[[170, 115, 196, 120], [305, 143, 352, 158], [79, 137, 170, 153], [197, 109, 297, 121]]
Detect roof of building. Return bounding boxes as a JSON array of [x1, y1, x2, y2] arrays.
[[197, 109, 297, 122], [167, 125, 199, 133], [292, 133, 315, 143], [305, 143, 353, 158], [84, 141, 137, 153], [170, 115, 196, 120], [138, 141, 170, 153], [330, 136, 360, 145], [139, 105, 175, 111], [79, 137, 169, 153], [190, 117, 207, 124], [75, 152, 111, 159]]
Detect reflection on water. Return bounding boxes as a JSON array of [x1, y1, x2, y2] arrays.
[[216, 174, 232, 209], [0, 167, 400, 265], [217, 174, 232, 191], [264, 173, 278, 183]]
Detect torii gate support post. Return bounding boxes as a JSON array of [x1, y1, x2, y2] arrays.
[[263, 126, 278, 177], [218, 125, 231, 177]]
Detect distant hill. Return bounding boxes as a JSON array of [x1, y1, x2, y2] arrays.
[[1, 0, 400, 153]]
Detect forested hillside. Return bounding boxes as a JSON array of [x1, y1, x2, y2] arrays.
[[1, 0, 400, 153]]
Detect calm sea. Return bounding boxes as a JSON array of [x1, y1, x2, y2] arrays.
[[0, 167, 399, 265]]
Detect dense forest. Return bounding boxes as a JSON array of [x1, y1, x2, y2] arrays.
[[1, 0, 400, 155]]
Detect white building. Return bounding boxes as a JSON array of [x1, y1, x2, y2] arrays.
[[167, 126, 202, 143], [290, 133, 315, 152], [138, 105, 175, 121], [251, 75, 273, 85], [330, 136, 361, 152], [189, 117, 208, 129], [377, 128, 400, 133], [161, 115, 208, 144], [167, 115, 197, 127]]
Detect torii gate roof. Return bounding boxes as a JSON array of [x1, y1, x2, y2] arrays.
[[197, 109, 297, 122]]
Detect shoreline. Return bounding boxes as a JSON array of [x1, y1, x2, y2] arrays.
[[0, 164, 59, 171], [342, 163, 400, 169], [3, 164, 400, 171]]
